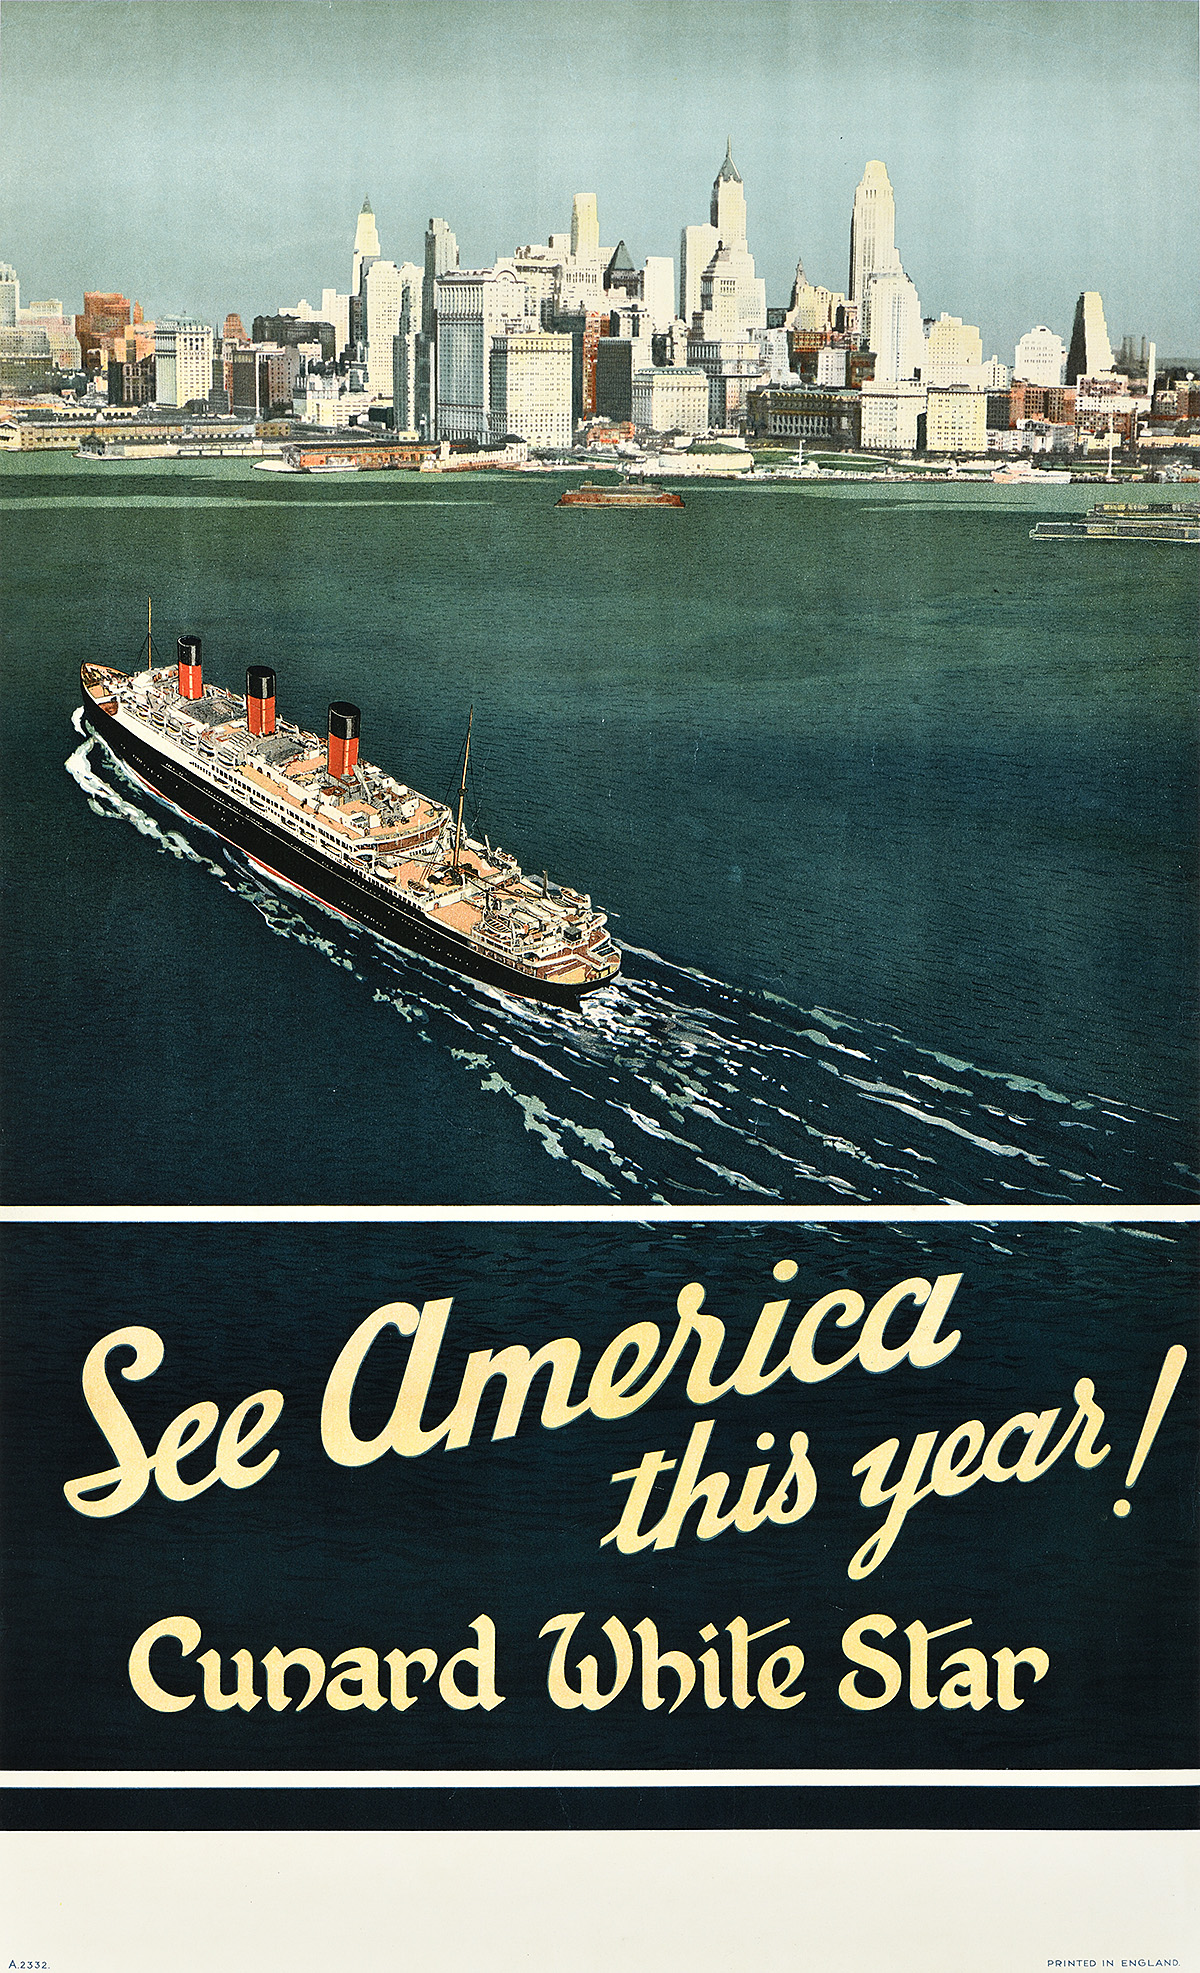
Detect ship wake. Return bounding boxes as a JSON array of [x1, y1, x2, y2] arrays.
[[69, 722, 1195, 1211]]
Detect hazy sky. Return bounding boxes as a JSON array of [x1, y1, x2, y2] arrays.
[[2, 0, 1197, 359]]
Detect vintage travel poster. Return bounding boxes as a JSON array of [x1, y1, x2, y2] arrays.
[[0, 1, 1196, 1967]]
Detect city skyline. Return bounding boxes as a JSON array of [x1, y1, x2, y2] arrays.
[[2, 0, 1198, 364]]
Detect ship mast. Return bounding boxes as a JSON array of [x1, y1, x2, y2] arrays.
[[452, 706, 473, 872], [146, 594, 154, 673]]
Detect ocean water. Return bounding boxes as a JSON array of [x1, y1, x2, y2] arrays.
[[1, 456, 1195, 1205]]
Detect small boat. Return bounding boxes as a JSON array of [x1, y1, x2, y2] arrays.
[[991, 460, 1072, 484], [773, 441, 821, 481]]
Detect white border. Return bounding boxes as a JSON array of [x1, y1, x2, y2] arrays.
[[4, 1203, 1199, 1222], [4, 1766, 1197, 1790]]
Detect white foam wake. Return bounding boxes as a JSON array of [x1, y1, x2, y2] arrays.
[[66, 727, 1186, 1211]]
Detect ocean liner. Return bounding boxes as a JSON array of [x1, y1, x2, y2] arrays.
[[80, 634, 621, 1005]]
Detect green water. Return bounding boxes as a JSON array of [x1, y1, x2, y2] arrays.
[[1, 455, 1195, 1204]]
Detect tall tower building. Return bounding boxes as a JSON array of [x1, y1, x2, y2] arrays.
[[423, 217, 459, 334], [642, 256, 676, 332], [351, 197, 382, 296], [680, 223, 719, 323], [710, 138, 747, 246], [364, 259, 422, 397], [393, 273, 426, 433], [488, 330, 574, 449], [570, 193, 600, 261], [1065, 291, 1113, 381], [848, 160, 896, 309], [604, 241, 640, 299], [154, 318, 214, 408], [863, 254, 923, 382], [0, 262, 19, 326], [417, 217, 458, 439], [435, 267, 537, 441], [320, 288, 351, 359]]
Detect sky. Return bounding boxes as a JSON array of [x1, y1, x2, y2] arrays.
[[1, 0, 1198, 362]]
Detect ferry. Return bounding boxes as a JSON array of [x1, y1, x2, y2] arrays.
[[1029, 502, 1199, 544], [557, 480, 684, 508]]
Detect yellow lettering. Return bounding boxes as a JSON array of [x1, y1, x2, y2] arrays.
[[128, 1614, 200, 1712], [320, 1299, 454, 1464], [787, 1291, 864, 1384], [839, 1613, 903, 1711], [326, 1648, 386, 1712], [64, 1327, 163, 1518], [904, 1617, 973, 1709], [993, 1645, 1051, 1710], [939, 1648, 992, 1711], [633, 1619, 696, 1713], [262, 1646, 326, 1712], [930, 1420, 986, 1496], [849, 1432, 938, 1578], [587, 1323, 661, 1418], [445, 1338, 585, 1448], [757, 1645, 806, 1709], [384, 1647, 437, 1711], [198, 1646, 259, 1712], [215, 1390, 284, 1488], [153, 1401, 220, 1502], [540, 1612, 634, 1711], [437, 1615, 504, 1711]]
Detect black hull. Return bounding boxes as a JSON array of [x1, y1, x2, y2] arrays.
[[81, 699, 612, 1009]]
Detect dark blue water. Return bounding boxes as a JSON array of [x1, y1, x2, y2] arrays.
[[1, 459, 1195, 1204]]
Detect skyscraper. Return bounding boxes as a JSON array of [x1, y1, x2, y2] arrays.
[[488, 330, 574, 448], [641, 256, 676, 332], [393, 281, 422, 433], [364, 258, 421, 398], [680, 223, 718, 324], [0, 262, 19, 326], [685, 140, 767, 428], [686, 141, 765, 336], [320, 288, 351, 360], [862, 254, 923, 382], [351, 197, 381, 296], [848, 161, 896, 310], [416, 217, 458, 438], [570, 193, 600, 261], [154, 318, 214, 408], [423, 217, 459, 336], [435, 267, 537, 441], [1065, 291, 1113, 382], [74, 292, 133, 371], [710, 138, 747, 246]]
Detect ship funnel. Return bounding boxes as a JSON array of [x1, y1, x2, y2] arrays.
[[246, 665, 276, 736], [328, 701, 360, 779], [177, 634, 203, 700]]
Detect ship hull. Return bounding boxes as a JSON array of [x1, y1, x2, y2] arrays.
[[81, 695, 614, 1009]]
